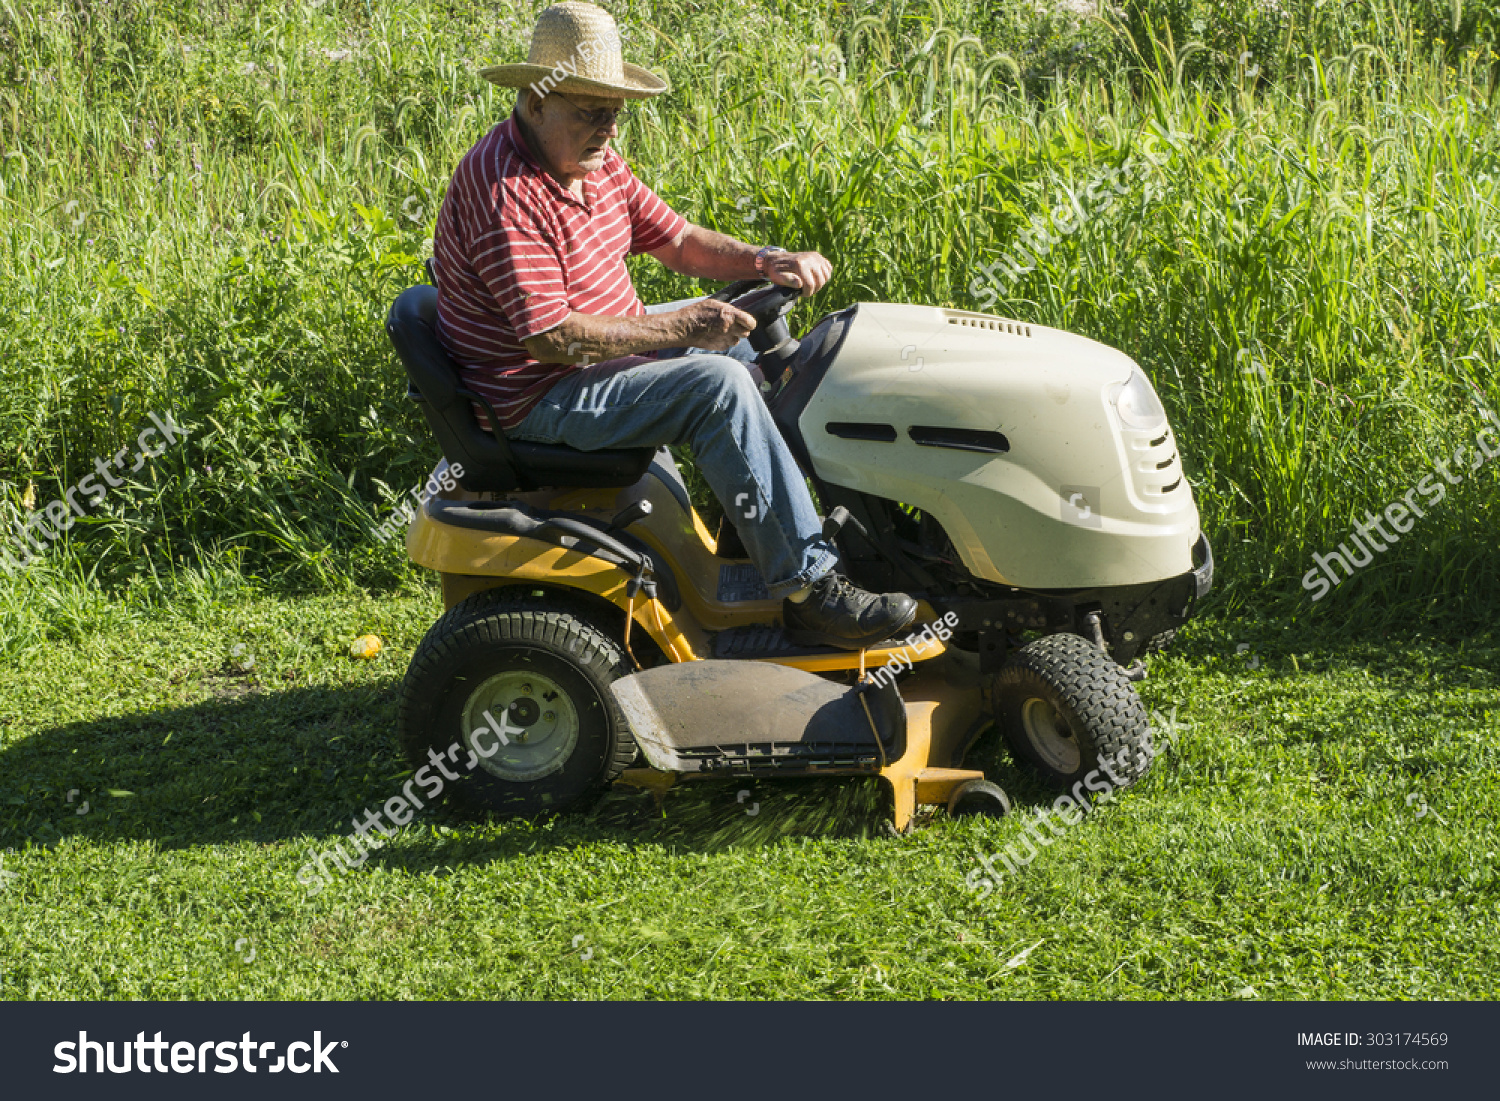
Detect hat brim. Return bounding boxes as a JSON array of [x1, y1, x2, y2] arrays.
[[478, 60, 668, 99]]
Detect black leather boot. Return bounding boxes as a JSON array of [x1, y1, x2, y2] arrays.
[[782, 571, 918, 651]]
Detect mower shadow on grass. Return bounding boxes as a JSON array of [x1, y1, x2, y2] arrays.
[[0, 683, 1052, 863], [0, 682, 409, 852]]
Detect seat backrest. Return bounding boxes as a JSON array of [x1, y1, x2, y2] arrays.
[[384, 283, 527, 493]]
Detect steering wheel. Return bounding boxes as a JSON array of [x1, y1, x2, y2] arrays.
[[708, 279, 804, 355]]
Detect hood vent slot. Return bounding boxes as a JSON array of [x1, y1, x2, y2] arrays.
[[946, 315, 1033, 337], [908, 426, 1010, 454], [826, 421, 897, 442]]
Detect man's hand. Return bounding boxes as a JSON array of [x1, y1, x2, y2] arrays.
[[675, 299, 756, 352], [650, 226, 835, 297], [763, 250, 832, 297]]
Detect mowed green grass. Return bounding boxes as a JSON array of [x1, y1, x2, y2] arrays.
[[0, 582, 1494, 999]]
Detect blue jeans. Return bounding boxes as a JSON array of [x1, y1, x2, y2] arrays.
[[509, 298, 839, 599]]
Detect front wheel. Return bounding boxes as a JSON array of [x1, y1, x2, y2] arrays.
[[396, 589, 637, 818], [993, 632, 1152, 795]]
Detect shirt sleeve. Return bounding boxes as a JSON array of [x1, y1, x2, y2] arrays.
[[467, 174, 572, 341], [619, 160, 688, 256]]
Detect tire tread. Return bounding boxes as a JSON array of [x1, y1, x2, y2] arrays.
[[396, 588, 638, 816], [994, 632, 1152, 789]]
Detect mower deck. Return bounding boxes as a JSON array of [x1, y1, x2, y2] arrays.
[[614, 657, 987, 833]]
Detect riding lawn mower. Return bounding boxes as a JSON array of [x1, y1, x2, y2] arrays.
[[383, 262, 1212, 832]]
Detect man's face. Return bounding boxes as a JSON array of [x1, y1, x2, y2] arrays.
[[523, 90, 624, 181]]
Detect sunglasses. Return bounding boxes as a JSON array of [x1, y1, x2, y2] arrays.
[[552, 92, 629, 129]]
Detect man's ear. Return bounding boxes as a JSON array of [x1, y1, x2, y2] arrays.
[[520, 89, 544, 121]]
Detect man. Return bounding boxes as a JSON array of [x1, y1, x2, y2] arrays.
[[431, 1, 915, 650]]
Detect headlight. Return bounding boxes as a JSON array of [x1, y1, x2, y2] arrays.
[[1111, 369, 1168, 432]]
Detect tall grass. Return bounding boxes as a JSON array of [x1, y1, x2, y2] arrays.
[[1, 0, 1499, 635]]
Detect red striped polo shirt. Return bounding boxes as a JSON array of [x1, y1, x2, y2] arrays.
[[431, 114, 687, 432]]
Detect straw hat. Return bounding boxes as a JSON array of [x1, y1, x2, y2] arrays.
[[479, 2, 668, 100]]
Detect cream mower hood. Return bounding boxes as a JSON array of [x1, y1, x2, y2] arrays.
[[794, 303, 1200, 590]]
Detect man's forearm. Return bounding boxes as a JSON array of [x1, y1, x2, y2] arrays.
[[525, 310, 695, 364], [654, 225, 830, 297], [658, 224, 761, 281]]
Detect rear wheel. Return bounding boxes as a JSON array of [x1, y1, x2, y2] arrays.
[[993, 632, 1152, 793], [396, 589, 637, 818]]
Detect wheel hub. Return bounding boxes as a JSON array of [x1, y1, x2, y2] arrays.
[[507, 696, 541, 733], [460, 671, 579, 782], [1020, 696, 1082, 773]]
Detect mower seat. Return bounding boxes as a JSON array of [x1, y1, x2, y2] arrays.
[[384, 282, 655, 494]]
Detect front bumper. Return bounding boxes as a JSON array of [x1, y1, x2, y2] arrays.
[[942, 532, 1214, 669]]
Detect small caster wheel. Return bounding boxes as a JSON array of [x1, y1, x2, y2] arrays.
[[948, 779, 1012, 820]]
